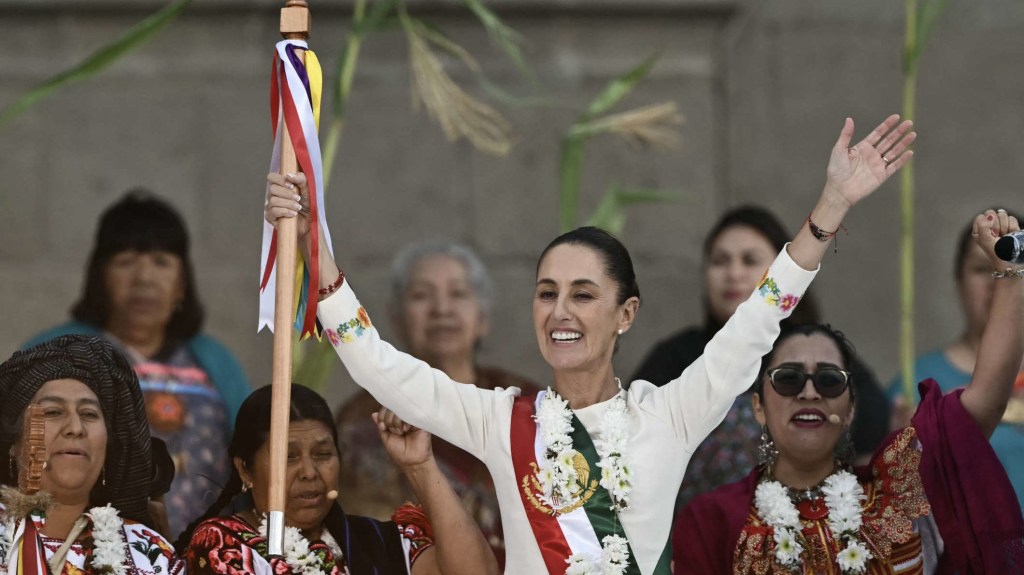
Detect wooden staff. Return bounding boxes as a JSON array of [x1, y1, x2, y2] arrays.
[[267, 0, 311, 557]]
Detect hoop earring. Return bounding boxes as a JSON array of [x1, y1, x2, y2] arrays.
[[757, 425, 778, 471]]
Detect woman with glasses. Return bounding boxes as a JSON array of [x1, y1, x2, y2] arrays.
[[673, 210, 1024, 574]]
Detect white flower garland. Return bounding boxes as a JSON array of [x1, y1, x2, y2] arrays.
[[0, 506, 127, 575], [258, 516, 337, 575], [565, 534, 629, 575], [0, 518, 15, 566], [535, 385, 634, 574], [754, 470, 872, 574], [87, 505, 128, 575]]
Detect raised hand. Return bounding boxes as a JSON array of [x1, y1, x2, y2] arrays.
[[265, 172, 312, 238], [973, 209, 1022, 271], [374, 407, 434, 470], [825, 115, 916, 208]]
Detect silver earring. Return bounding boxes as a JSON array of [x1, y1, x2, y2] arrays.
[[101, 468, 106, 487], [241, 482, 250, 493], [757, 425, 778, 470]]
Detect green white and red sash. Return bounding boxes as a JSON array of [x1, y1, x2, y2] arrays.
[[511, 391, 646, 574]]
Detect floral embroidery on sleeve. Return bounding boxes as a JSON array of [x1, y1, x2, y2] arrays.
[[757, 275, 800, 312], [326, 307, 373, 345], [392, 503, 434, 565]]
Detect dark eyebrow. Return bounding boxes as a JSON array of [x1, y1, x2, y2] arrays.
[[536, 278, 600, 288], [36, 396, 102, 408]]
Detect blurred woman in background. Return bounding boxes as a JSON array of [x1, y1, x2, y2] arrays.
[[26, 191, 251, 536]]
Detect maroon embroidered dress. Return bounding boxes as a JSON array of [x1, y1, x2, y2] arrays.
[[673, 380, 1024, 574]]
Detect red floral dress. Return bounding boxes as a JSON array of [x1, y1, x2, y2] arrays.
[[184, 504, 433, 575]]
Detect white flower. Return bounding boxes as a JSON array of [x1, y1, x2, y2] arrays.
[[823, 471, 866, 537], [755, 482, 800, 529], [772, 528, 803, 565], [565, 554, 599, 575], [836, 540, 872, 573], [0, 519, 15, 566], [87, 505, 127, 575], [601, 534, 630, 573], [258, 515, 333, 575]]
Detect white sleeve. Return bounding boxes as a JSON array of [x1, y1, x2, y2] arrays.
[[637, 245, 818, 451], [317, 281, 518, 459]]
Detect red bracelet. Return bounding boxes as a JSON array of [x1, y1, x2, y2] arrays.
[[807, 212, 847, 253], [318, 269, 345, 297]]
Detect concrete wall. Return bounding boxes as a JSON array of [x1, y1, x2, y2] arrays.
[[2, 0, 1022, 410]]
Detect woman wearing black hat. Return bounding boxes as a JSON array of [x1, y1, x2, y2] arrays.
[[24, 191, 251, 537], [0, 335, 185, 574]]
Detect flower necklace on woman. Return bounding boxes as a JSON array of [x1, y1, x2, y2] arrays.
[[754, 468, 872, 574], [530, 382, 635, 574], [0, 504, 129, 575]]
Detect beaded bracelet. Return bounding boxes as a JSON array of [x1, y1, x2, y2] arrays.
[[318, 269, 345, 297], [807, 213, 847, 253], [993, 267, 1024, 279]]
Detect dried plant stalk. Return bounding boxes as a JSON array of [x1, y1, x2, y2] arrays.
[[576, 102, 683, 150], [403, 15, 512, 156]]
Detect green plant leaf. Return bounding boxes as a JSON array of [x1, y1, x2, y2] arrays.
[[916, 0, 951, 58], [0, 0, 193, 127], [582, 53, 660, 121], [558, 135, 586, 232], [584, 185, 678, 235], [462, 0, 537, 85], [292, 337, 338, 393]]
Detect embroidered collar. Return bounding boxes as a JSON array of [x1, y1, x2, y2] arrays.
[[0, 505, 127, 575]]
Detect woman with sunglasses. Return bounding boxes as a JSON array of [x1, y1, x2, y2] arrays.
[[673, 210, 1024, 574]]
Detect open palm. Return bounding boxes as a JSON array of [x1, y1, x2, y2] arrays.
[[825, 115, 916, 208]]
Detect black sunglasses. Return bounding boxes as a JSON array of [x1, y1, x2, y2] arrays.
[[766, 367, 851, 398]]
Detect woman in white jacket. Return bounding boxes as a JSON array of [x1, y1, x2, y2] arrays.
[[264, 115, 915, 574]]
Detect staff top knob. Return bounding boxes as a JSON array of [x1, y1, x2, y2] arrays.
[[281, 0, 310, 39]]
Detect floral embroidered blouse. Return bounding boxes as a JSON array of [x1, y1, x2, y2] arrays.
[[0, 503, 184, 575], [184, 504, 434, 575]]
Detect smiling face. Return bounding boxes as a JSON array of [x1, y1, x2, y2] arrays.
[[533, 244, 638, 375], [104, 250, 185, 336], [753, 333, 854, 468], [705, 225, 777, 325], [396, 254, 488, 366], [238, 420, 340, 537], [16, 379, 108, 504]]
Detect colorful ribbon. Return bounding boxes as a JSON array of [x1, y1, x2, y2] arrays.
[[259, 40, 333, 338]]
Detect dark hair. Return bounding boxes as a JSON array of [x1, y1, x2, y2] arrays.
[[174, 384, 340, 550], [0, 335, 153, 525], [954, 209, 1022, 282], [72, 191, 204, 350], [754, 323, 856, 401], [702, 206, 821, 326], [537, 226, 641, 305]]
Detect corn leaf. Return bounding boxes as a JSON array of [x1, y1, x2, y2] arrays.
[[0, 0, 193, 127], [585, 185, 679, 235], [582, 53, 659, 121], [905, 0, 950, 73], [558, 135, 586, 232], [462, 0, 537, 85]]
